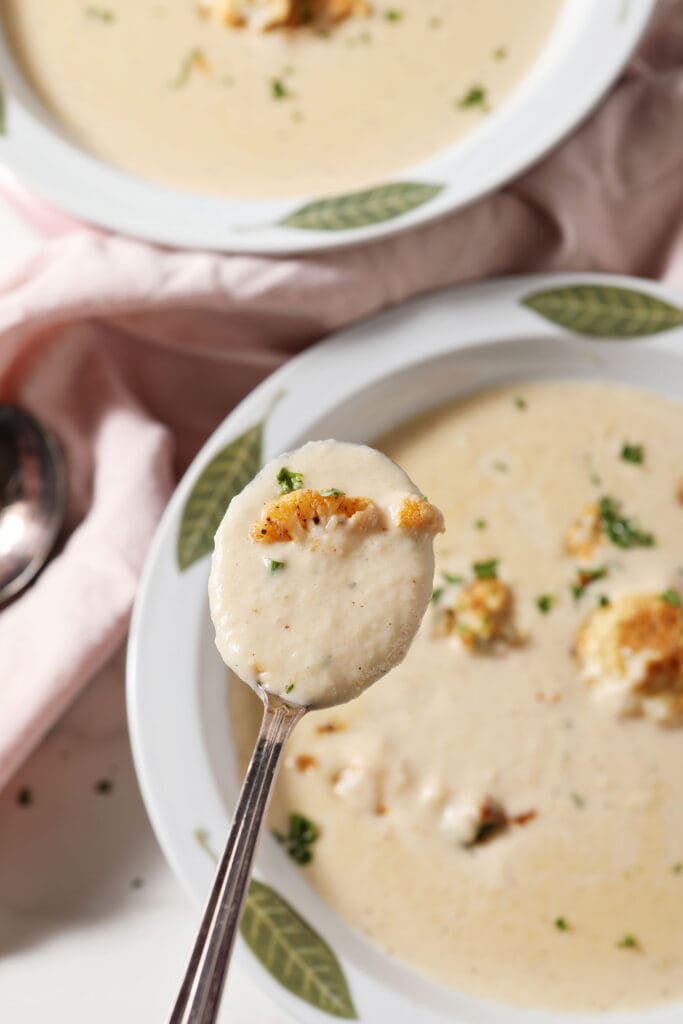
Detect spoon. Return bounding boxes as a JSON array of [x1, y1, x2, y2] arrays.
[[169, 439, 443, 1022], [169, 687, 306, 1023], [0, 404, 66, 604]]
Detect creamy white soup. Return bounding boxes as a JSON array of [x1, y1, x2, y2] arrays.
[[231, 381, 683, 1012], [2, 0, 560, 198], [209, 440, 443, 707]]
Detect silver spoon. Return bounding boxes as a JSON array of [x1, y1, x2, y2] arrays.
[[169, 687, 306, 1023], [0, 404, 66, 604]]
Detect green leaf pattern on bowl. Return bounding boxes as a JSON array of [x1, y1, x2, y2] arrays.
[[522, 284, 683, 337], [194, 829, 357, 1018], [177, 422, 262, 570], [279, 182, 443, 231]]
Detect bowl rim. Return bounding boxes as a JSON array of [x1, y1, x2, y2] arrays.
[[127, 271, 683, 1024], [0, 0, 655, 254]]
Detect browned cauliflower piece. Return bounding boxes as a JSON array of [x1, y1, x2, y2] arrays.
[[564, 503, 602, 559], [440, 795, 536, 848], [576, 592, 683, 725], [396, 496, 445, 535], [199, 0, 370, 30], [454, 578, 521, 652]]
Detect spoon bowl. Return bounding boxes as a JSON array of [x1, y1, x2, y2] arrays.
[[0, 404, 66, 604]]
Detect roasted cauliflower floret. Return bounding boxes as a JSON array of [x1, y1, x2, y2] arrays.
[[564, 503, 602, 558], [440, 795, 536, 848], [198, 0, 370, 30], [576, 592, 683, 725], [453, 578, 521, 652], [250, 489, 382, 542], [396, 496, 445, 535]]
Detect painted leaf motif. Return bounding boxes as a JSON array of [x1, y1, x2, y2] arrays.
[[279, 182, 442, 231], [241, 879, 358, 1019], [521, 285, 683, 338], [177, 423, 261, 570]]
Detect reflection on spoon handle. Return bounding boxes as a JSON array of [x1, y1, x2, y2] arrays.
[[169, 691, 306, 1024]]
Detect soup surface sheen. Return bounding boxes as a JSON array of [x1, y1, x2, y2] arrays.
[[3, 0, 559, 198], [232, 380, 683, 1012]]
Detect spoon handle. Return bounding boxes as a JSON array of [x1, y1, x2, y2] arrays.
[[169, 692, 305, 1024]]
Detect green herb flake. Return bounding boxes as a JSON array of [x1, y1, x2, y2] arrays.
[[285, 682, 295, 694], [672, 862, 683, 874], [598, 496, 655, 550], [384, 8, 403, 21], [597, 594, 611, 608], [474, 518, 487, 530], [570, 792, 585, 809], [472, 559, 499, 580], [493, 46, 508, 60], [319, 488, 343, 497], [273, 813, 319, 865], [554, 917, 570, 932], [442, 572, 464, 585], [266, 558, 285, 573], [95, 778, 113, 795], [491, 458, 509, 473], [514, 396, 527, 410], [85, 5, 116, 22], [617, 934, 639, 950], [661, 588, 682, 608], [170, 48, 206, 89], [621, 442, 644, 465], [431, 587, 444, 604], [271, 78, 291, 100], [571, 565, 608, 600], [457, 84, 488, 111], [130, 877, 145, 890], [277, 467, 304, 493], [16, 786, 32, 807], [536, 594, 555, 614]]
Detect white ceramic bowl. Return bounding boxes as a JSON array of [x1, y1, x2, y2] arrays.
[[128, 272, 683, 1024], [0, 1, 654, 254]]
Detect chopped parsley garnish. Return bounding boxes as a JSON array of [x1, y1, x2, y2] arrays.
[[85, 6, 116, 21], [491, 458, 509, 473], [598, 496, 655, 549], [570, 792, 585, 809], [536, 594, 555, 614], [621, 442, 644, 465], [473, 559, 498, 580], [514, 396, 527, 410], [319, 488, 343, 497], [16, 786, 33, 807], [266, 558, 285, 573], [617, 934, 639, 950], [672, 862, 683, 874], [384, 8, 403, 21], [474, 518, 487, 530], [273, 813, 319, 865], [661, 588, 681, 608], [571, 566, 608, 600], [457, 85, 488, 111], [442, 572, 464, 585], [277, 467, 304, 493], [271, 78, 291, 100], [597, 594, 611, 608], [493, 46, 508, 60], [95, 778, 113, 795], [170, 48, 206, 89], [554, 917, 569, 932], [285, 682, 295, 694], [431, 587, 444, 604]]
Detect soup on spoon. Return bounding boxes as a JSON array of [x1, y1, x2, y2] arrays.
[[170, 439, 443, 1023]]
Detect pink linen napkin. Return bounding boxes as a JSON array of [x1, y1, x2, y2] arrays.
[[1, 0, 683, 792]]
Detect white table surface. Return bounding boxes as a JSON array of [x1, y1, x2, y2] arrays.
[[0, 198, 295, 1024]]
